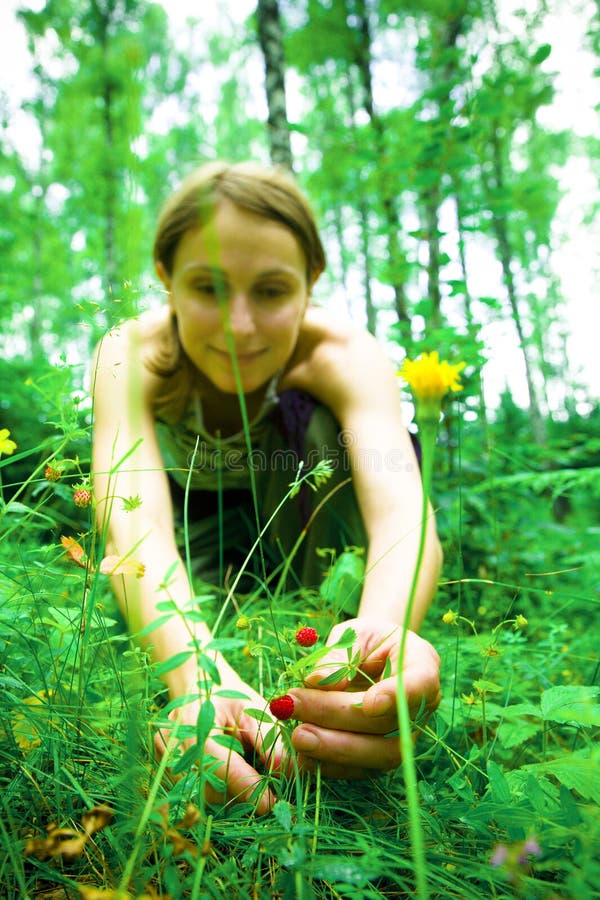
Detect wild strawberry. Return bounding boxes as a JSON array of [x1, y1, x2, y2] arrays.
[[295, 626, 318, 648], [45, 465, 62, 482], [269, 694, 295, 721], [73, 487, 92, 508]]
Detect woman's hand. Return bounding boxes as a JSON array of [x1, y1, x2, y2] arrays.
[[288, 617, 441, 778], [154, 676, 287, 816]]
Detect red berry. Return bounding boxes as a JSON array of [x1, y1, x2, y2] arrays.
[[73, 488, 92, 508], [269, 694, 295, 721], [295, 626, 318, 648], [45, 465, 61, 482]]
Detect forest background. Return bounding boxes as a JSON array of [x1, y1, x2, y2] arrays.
[[0, 1, 599, 899]]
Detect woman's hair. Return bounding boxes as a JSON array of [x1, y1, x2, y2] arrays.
[[147, 161, 326, 420], [153, 161, 327, 283]]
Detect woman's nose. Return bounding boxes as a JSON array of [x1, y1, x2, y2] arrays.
[[228, 293, 255, 336]]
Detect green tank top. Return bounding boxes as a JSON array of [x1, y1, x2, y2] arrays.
[[155, 376, 280, 491]]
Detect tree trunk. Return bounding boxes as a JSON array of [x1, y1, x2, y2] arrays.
[[453, 188, 488, 421], [487, 127, 547, 444], [343, 75, 377, 334], [256, 0, 293, 169], [93, 0, 118, 298], [357, 199, 377, 334], [417, 10, 465, 335], [423, 186, 442, 328], [350, 0, 411, 338], [331, 206, 354, 318]]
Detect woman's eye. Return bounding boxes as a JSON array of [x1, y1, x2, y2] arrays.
[[257, 285, 288, 301], [193, 282, 227, 298]]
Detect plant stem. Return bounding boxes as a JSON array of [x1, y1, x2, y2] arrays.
[[396, 418, 437, 900]]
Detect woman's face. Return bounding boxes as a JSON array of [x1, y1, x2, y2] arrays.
[[157, 199, 310, 396]]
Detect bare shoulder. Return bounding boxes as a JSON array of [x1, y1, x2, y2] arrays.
[[286, 307, 398, 412], [92, 308, 170, 400]]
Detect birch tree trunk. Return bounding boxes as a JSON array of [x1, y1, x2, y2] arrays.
[[485, 127, 547, 444], [256, 0, 293, 169], [351, 0, 411, 337]]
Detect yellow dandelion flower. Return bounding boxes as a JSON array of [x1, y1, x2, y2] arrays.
[[0, 428, 17, 456], [400, 352, 465, 401]]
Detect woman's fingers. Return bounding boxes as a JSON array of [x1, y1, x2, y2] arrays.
[[292, 723, 401, 775], [154, 701, 287, 816], [154, 724, 277, 815], [303, 625, 442, 719], [400, 643, 442, 715], [202, 734, 277, 814], [288, 686, 397, 735], [303, 629, 397, 692]]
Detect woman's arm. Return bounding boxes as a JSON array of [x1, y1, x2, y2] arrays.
[[297, 323, 443, 625], [335, 333, 443, 628], [287, 325, 442, 776], [91, 321, 280, 811]]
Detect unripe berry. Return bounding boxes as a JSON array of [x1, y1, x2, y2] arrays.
[[73, 487, 92, 508], [45, 465, 62, 482]]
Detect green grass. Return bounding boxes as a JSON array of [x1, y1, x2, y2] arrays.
[[1, 399, 599, 899]]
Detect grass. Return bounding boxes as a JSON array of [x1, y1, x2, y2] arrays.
[[0, 383, 599, 899]]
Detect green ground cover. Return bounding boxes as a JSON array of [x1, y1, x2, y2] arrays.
[[0, 373, 598, 899]]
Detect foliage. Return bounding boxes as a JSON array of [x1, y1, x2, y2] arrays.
[[0, 362, 598, 897], [0, 0, 598, 897]]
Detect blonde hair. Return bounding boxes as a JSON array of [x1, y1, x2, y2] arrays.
[[153, 161, 326, 282]]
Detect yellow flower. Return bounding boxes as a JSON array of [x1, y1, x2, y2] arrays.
[[400, 352, 465, 401], [442, 609, 458, 625], [515, 614, 528, 630], [0, 428, 17, 456], [461, 692, 478, 706]]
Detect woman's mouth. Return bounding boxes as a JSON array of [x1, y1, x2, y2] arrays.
[[210, 347, 267, 364]]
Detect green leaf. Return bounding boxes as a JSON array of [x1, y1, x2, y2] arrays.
[[531, 43, 551, 66], [244, 707, 272, 723], [319, 550, 364, 615], [156, 599, 179, 613], [161, 693, 201, 715], [487, 759, 512, 804], [171, 742, 203, 774], [197, 653, 221, 685], [540, 685, 600, 727], [182, 610, 213, 624], [334, 627, 357, 650], [204, 768, 227, 791], [559, 784, 582, 826], [314, 666, 351, 686], [153, 651, 193, 676], [203, 638, 246, 653], [311, 855, 374, 886], [136, 614, 174, 637], [497, 720, 539, 749], [522, 751, 600, 803], [272, 800, 293, 831], [286, 644, 339, 678], [214, 689, 250, 700], [473, 679, 503, 693], [211, 732, 244, 755]]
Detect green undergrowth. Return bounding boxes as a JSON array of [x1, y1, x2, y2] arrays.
[[0, 393, 599, 899]]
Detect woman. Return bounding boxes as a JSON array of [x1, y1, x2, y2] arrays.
[[91, 161, 442, 814]]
